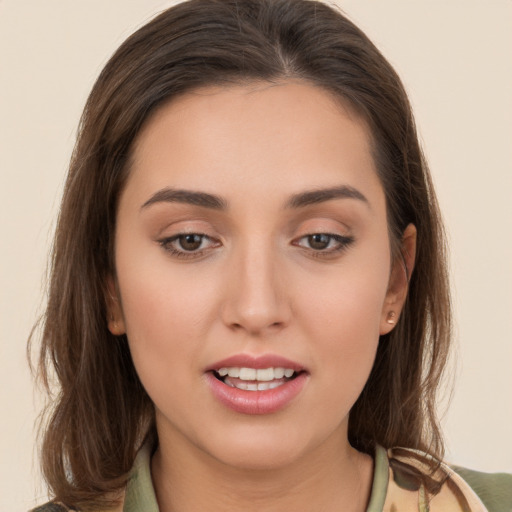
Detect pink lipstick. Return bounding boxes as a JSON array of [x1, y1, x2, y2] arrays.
[[205, 354, 308, 415]]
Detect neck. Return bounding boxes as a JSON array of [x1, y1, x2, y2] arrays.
[[151, 426, 374, 512]]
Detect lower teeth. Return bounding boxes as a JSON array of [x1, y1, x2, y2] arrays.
[[224, 379, 286, 391]]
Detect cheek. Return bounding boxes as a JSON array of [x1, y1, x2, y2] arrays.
[[293, 250, 390, 399], [116, 225, 219, 332], [306, 284, 382, 368], [297, 253, 390, 340], [114, 238, 222, 389]]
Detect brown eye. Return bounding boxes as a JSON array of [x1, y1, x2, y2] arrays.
[[307, 234, 331, 250], [293, 232, 355, 256], [159, 232, 220, 259], [178, 234, 203, 251]]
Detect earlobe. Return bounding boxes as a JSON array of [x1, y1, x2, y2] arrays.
[[106, 275, 126, 336], [380, 224, 417, 335], [385, 311, 397, 325]]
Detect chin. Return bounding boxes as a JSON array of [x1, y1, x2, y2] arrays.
[[214, 443, 305, 471], [198, 423, 322, 472]]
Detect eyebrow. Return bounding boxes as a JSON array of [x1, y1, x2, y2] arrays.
[[141, 188, 227, 210], [285, 185, 369, 209], [140, 184, 369, 212]]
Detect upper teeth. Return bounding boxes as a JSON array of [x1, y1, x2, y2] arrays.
[[216, 367, 295, 381]]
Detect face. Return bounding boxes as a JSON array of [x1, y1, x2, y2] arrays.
[[108, 81, 413, 470]]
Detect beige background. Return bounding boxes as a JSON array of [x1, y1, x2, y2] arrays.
[[1, 0, 511, 510]]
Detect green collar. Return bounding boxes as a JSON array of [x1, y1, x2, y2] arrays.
[[124, 443, 390, 512]]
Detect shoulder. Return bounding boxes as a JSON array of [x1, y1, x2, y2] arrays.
[[30, 503, 80, 512], [451, 465, 512, 512], [30, 498, 124, 512], [384, 447, 512, 512]]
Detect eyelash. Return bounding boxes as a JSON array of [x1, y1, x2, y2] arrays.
[[158, 232, 355, 260], [158, 233, 219, 260], [293, 233, 355, 258]]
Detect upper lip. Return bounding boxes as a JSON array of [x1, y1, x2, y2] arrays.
[[206, 354, 306, 373]]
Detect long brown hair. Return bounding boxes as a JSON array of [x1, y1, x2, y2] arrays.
[[31, 0, 451, 508]]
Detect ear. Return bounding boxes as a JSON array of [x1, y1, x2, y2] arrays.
[[380, 224, 417, 335], [106, 275, 126, 336]]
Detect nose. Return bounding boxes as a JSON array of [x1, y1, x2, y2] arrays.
[[221, 240, 291, 336]]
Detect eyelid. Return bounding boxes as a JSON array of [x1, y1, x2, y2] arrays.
[[292, 232, 355, 256], [158, 232, 221, 260], [153, 216, 218, 238]]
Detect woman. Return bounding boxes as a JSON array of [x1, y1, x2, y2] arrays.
[[30, 0, 511, 511]]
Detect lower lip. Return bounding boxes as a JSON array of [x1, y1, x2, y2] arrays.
[[205, 372, 308, 415]]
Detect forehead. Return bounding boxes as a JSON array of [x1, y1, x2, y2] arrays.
[[134, 80, 369, 155], [126, 80, 383, 212]]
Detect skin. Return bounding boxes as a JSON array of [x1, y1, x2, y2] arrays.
[[108, 81, 416, 512]]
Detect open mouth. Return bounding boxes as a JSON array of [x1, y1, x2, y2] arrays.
[[213, 366, 301, 391], [206, 360, 308, 414]]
